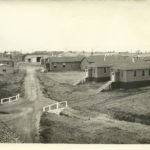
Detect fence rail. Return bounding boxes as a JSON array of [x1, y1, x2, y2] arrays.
[[43, 101, 68, 114], [0, 94, 20, 104]]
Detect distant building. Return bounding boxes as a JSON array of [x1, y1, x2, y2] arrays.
[[0, 64, 14, 74], [134, 54, 150, 62], [0, 58, 15, 74], [24, 54, 49, 64], [44, 57, 84, 71], [0, 58, 14, 67], [10, 51, 24, 62]]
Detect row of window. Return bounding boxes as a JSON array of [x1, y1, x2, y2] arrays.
[[133, 70, 150, 77], [0, 62, 10, 65], [120, 70, 150, 77], [54, 65, 66, 68], [92, 68, 107, 74], [53, 63, 66, 68]]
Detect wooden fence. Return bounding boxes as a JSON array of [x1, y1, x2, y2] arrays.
[[0, 94, 20, 104], [43, 101, 68, 114]]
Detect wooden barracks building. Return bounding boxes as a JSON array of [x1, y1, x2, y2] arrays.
[[44, 57, 84, 71], [24, 54, 49, 64], [111, 62, 150, 89], [43, 54, 150, 89], [85, 55, 132, 82], [85, 55, 150, 89]]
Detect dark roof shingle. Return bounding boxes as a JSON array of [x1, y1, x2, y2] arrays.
[[47, 56, 84, 63], [113, 61, 150, 70], [87, 55, 133, 67]]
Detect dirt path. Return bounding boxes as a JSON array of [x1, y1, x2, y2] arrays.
[[0, 64, 55, 143], [22, 65, 55, 142]]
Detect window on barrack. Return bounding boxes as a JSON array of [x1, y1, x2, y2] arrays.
[[104, 67, 106, 73], [54, 63, 57, 68], [62, 63, 66, 68], [142, 70, 145, 76], [134, 70, 136, 77]]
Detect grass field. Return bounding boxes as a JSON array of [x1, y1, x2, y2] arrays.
[[37, 71, 150, 143], [0, 70, 26, 99], [0, 69, 26, 143], [45, 71, 86, 85]]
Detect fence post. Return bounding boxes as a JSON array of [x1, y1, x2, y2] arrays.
[[17, 94, 20, 100], [66, 101, 68, 107], [49, 105, 52, 111], [57, 103, 59, 109], [1, 99, 3, 104], [43, 107, 45, 112], [16, 94, 19, 100], [9, 98, 11, 103]]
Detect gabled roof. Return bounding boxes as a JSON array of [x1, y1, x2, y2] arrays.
[[47, 56, 85, 63], [86, 55, 132, 67], [141, 57, 150, 61], [0, 64, 10, 67], [112, 61, 150, 70], [24, 54, 49, 57], [86, 55, 105, 63], [0, 64, 6, 66], [0, 58, 13, 62], [85, 55, 150, 70]]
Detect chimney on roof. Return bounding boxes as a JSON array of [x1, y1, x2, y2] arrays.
[[104, 56, 106, 61], [132, 57, 135, 63], [104, 54, 107, 61]]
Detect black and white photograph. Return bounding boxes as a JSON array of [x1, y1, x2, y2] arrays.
[[0, 0, 150, 147]]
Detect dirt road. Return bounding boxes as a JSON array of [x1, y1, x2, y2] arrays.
[[22, 65, 55, 142], [0, 64, 55, 143]]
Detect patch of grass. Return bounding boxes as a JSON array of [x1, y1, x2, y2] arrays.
[[0, 70, 26, 99], [40, 113, 92, 143], [111, 109, 150, 125], [93, 127, 138, 144]]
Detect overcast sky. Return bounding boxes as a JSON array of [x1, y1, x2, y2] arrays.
[[0, 0, 150, 53]]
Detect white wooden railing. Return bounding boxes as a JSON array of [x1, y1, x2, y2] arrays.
[[96, 80, 113, 93], [43, 101, 68, 114], [0, 94, 20, 104], [73, 76, 87, 86]]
